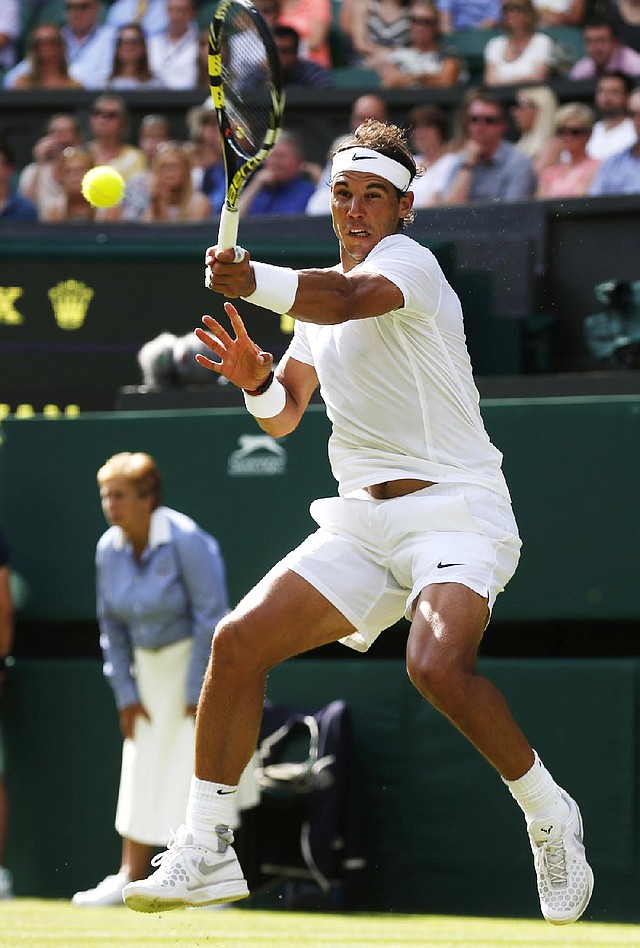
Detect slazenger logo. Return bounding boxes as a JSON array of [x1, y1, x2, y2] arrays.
[[227, 435, 287, 477]]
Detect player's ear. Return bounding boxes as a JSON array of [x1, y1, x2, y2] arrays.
[[399, 188, 414, 220]]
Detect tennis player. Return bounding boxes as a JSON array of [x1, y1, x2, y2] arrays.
[[123, 120, 593, 924]]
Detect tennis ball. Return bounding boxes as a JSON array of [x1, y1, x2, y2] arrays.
[[81, 165, 125, 208]]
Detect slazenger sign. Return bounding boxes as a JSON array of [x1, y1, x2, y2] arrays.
[[227, 435, 287, 477]]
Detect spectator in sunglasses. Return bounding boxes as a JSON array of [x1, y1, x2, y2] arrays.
[[373, 0, 464, 88], [441, 90, 536, 204], [537, 103, 600, 198], [8, 24, 84, 90], [88, 94, 147, 181], [107, 22, 164, 89], [484, 0, 554, 86], [4, 0, 116, 90]]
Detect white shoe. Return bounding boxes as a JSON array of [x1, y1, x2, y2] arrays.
[[0, 866, 13, 899], [528, 791, 594, 925], [72, 871, 130, 907], [123, 825, 249, 914]]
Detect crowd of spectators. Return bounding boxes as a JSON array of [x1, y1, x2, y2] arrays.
[[0, 0, 639, 221]]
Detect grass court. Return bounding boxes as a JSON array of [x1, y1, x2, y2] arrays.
[[1, 901, 640, 948]]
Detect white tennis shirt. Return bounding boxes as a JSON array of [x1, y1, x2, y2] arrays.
[[287, 233, 510, 499]]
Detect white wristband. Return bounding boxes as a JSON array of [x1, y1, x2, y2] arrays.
[[241, 262, 299, 314], [243, 376, 287, 418]]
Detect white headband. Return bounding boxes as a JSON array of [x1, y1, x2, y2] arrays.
[[331, 147, 412, 192]]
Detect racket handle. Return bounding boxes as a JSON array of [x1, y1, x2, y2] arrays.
[[217, 204, 239, 251]]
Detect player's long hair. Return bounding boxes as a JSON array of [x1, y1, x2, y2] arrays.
[[334, 119, 418, 229]]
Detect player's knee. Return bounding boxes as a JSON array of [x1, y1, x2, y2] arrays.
[[406, 648, 462, 709], [211, 612, 253, 672]]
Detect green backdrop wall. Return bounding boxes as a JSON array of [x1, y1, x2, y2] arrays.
[[0, 397, 638, 624]]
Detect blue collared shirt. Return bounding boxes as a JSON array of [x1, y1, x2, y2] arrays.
[[436, 0, 501, 30], [105, 0, 169, 36], [589, 147, 640, 196], [444, 140, 536, 202], [63, 23, 117, 89], [96, 506, 229, 709]]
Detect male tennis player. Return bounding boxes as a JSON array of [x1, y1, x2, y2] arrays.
[[123, 120, 593, 924]]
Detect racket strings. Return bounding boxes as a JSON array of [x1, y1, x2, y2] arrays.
[[218, 9, 274, 158]]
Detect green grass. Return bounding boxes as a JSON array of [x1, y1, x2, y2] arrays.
[[1, 901, 640, 948]]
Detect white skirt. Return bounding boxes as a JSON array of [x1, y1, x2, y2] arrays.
[[115, 638, 260, 846]]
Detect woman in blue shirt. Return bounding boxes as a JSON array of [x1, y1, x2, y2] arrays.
[[72, 452, 236, 906]]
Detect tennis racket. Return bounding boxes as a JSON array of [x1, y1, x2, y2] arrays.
[[208, 0, 286, 252]]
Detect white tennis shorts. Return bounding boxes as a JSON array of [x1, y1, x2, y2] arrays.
[[283, 482, 522, 653]]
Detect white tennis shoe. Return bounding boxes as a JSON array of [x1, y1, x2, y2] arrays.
[[528, 791, 594, 925], [72, 871, 130, 906], [122, 824, 249, 913]]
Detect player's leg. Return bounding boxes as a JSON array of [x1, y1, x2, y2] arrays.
[[195, 564, 354, 787], [124, 563, 356, 913], [122, 838, 153, 882], [406, 581, 593, 925], [406, 581, 533, 778]]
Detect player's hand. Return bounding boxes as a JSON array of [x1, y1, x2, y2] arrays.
[[204, 245, 256, 299], [119, 701, 150, 739], [195, 302, 273, 392]]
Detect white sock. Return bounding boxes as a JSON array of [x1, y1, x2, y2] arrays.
[[504, 751, 570, 824], [185, 776, 238, 847]]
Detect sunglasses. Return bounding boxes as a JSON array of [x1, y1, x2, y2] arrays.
[[118, 36, 143, 44], [502, 3, 526, 10], [65, 2, 92, 9], [557, 126, 589, 136], [468, 114, 502, 125], [409, 16, 438, 25], [92, 108, 120, 119]]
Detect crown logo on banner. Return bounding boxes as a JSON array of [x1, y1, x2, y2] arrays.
[[48, 279, 94, 330]]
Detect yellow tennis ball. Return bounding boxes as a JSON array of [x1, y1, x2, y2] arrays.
[[81, 165, 125, 208]]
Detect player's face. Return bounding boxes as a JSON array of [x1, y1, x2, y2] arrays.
[[100, 476, 152, 535], [330, 171, 413, 268]]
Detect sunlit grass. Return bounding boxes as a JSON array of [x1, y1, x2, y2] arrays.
[[1, 900, 640, 948]]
